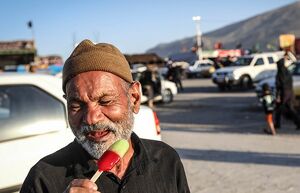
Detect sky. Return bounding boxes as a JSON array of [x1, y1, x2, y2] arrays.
[[0, 0, 297, 60]]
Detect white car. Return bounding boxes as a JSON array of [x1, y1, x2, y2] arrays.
[[0, 73, 161, 192], [255, 61, 300, 102], [186, 59, 215, 78], [212, 52, 281, 90], [253, 52, 296, 84]]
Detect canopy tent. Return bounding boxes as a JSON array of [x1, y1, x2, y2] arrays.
[[125, 53, 165, 67]]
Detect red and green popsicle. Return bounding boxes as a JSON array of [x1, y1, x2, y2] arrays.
[[90, 139, 129, 182]]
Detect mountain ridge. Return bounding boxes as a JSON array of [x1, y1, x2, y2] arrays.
[[147, 2, 300, 58]]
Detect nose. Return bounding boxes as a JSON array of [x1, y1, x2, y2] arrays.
[[83, 105, 104, 125]]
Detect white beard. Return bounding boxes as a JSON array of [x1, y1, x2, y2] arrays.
[[72, 110, 134, 159]]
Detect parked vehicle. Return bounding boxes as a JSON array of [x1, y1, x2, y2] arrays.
[[255, 61, 300, 103], [0, 73, 161, 192], [253, 52, 297, 84], [186, 59, 215, 78], [212, 52, 282, 90], [131, 64, 178, 104]]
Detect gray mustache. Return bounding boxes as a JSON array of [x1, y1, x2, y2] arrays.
[[81, 123, 117, 134]]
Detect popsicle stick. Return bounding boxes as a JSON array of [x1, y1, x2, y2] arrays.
[[90, 170, 103, 182]]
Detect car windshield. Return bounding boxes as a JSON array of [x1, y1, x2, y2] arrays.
[[231, 57, 253, 66], [292, 62, 300, 75]]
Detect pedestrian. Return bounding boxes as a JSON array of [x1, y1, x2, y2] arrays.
[[261, 83, 276, 135], [167, 62, 183, 91], [213, 57, 224, 69], [20, 39, 190, 193], [222, 56, 232, 67], [139, 65, 161, 108], [274, 56, 300, 130]]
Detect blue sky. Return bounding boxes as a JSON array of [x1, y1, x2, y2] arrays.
[[0, 0, 297, 60]]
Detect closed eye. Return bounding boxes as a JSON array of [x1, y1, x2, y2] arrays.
[[68, 100, 84, 112], [69, 104, 81, 111], [99, 100, 112, 106]]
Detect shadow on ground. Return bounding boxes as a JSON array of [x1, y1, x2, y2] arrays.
[[155, 85, 300, 135], [176, 148, 300, 167], [180, 80, 255, 94]]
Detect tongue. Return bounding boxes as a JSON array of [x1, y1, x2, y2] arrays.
[[87, 130, 110, 141], [92, 130, 109, 138]]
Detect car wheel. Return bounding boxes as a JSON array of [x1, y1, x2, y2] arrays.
[[240, 75, 252, 90], [162, 89, 173, 103]]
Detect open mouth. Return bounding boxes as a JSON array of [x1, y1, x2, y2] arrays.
[[86, 129, 111, 142]]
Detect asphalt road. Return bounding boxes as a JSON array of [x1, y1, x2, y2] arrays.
[[155, 78, 300, 193]]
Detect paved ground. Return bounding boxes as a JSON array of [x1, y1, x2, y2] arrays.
[[155, 78, 300, 193]]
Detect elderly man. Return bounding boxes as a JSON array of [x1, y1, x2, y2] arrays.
[[21, 40, 190, 193]]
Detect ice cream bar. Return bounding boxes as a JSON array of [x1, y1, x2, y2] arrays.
[[90, 139, 129, 182]]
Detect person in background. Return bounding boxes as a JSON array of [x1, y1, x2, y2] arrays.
[[261, 83, 276, 135], [274, 55, 300, 130], [213, 57, 224, 69], [139, 65, 161, 108], [167, 62, 183, 91], [222, 56, 232, 67], [20, 39, 190, 193]]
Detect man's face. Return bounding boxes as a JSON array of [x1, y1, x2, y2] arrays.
[[65, 71, 140, 159]]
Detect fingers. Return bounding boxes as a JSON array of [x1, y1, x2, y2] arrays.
[[65, 179, 101, 193]]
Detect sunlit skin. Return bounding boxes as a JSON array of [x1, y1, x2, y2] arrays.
[[64, 71, 141, 193]]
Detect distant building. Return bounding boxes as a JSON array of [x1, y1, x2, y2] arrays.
[[0, 40, 63, 72], [0, 40, 36, 71], [125, 53, 165, 67]]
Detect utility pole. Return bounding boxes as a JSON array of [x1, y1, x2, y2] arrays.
[[192, 16, 202, 61], [27, 20, 37, 66]]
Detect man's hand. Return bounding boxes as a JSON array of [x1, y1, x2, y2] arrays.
[[64, 179, 101, 193]]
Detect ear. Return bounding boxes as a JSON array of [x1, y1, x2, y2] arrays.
[[129, 81, 141, 114]]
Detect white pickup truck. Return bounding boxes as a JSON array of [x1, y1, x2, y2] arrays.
[[212, 52, 282, 90], [0, 73, 162, 192]]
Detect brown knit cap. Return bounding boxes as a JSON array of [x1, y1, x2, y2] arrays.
[[62, 39, 133, 92]]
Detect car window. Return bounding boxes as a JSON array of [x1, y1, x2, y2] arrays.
[[268, 57, 274, 64], [231, 57, 252, 66], [254, 58, 264, 66], [0, 85, 67, 142]]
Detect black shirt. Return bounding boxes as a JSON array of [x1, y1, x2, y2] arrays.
[[20, 133, 190, 193]]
